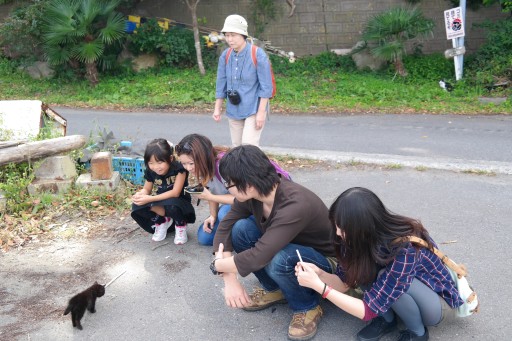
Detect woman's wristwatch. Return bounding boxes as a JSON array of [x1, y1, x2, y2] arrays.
[[210, 258, 223, 275]]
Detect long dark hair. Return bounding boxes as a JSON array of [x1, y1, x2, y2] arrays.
[[144, 138, 174, 166], [329, 187, 432, 288], [175, 134, 228, 186]]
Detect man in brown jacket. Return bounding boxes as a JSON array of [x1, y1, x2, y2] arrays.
[[210, 145, 336, 341]]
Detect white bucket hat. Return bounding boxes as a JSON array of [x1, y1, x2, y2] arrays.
[[221, 14, 248, 36]]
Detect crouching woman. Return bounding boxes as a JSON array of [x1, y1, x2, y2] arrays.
[[296, 187, 463, 341]]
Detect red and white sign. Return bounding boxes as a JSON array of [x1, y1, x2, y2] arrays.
[[444, 7, 465, 40]]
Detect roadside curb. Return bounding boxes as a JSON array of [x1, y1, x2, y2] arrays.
[[263, 147, 512, 175]]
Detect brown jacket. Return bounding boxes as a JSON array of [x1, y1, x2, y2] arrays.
[[213, 178, 335, 277]]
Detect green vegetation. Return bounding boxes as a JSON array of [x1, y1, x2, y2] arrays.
[[361, 7, 434, 77], [1, 2, 510, 114], [0, 52, 510, 114], [41, 0, 126, 85]]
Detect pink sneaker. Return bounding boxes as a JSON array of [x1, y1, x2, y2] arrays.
[[152, 218, 172, 242], [174, 225, 188, 245]]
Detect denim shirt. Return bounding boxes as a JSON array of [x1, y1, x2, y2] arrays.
[[215, 43, 273, 120]]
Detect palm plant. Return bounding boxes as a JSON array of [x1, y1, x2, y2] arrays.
[[362, 7, 434, 77], [41, 0, 126, 85]]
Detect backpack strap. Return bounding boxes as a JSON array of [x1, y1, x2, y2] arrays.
[[225, 48, 233, 65], [214, 152, 226, 183], [251, 44, 258, 67], [394, 236, 467, 278], [225, 45, 259, 67]]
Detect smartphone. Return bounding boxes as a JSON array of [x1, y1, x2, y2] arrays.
[[296, 249, 304, 263], [296, 249, 305, 270]]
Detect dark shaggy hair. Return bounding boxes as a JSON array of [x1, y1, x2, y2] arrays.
[[329, 187, 432, 288], [219, 145, 279, 196], [143, 138, 174, 166]]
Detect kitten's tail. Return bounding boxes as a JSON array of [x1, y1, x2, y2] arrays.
[[63, 305, 72, 315]]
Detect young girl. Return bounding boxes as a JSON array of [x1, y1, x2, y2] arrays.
[[131, 138, 195, 244], [296, 187, 463, 341]]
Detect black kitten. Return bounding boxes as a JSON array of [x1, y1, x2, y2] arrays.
[[63, 281, 105, 330]]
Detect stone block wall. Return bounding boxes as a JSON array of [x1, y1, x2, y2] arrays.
[[1, 0, 507, 57], [130, 0, 508, 57]]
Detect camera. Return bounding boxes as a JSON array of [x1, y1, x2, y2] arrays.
[[227, 90, 241, 105]]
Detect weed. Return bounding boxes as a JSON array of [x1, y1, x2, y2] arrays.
[[0, 163, 34, 214], [384, 163, 403, 170], [348, 159, 365, 167], [415, 166, 428, 171], [461, 169, 496, 176]]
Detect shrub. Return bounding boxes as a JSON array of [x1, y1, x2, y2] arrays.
[[127, 20, 200, 67], [402, 53, 454, 82], [362, 7, 434, 77], [465, 19, 512, 87], [270, 52, 356, 77], [0, 0, 47, 61]]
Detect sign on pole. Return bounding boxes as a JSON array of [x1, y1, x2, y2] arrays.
[[444, 7, 465, 40]]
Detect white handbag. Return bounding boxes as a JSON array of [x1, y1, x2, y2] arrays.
[[396, 236, 480, 317]]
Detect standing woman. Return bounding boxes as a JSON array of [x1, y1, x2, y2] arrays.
[[212, 14, 274, 147], [296, 187, 463, 341]]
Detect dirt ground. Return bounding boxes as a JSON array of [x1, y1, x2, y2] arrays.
[[0, 209, 139, 340], [0, 161, 391, 340]]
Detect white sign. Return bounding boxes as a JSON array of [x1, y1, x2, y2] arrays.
[[444, 7, 465, 40]]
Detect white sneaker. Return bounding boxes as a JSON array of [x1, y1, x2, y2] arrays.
[[174, 225, 188, 245], [152, 218, 172, 242]]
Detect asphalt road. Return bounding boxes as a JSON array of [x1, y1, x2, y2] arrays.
[[57, 107, 512, 174], [2, 166, 511, 340], [1, 108, 511, 340]]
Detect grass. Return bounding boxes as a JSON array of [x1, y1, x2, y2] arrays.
[[0, 56, 510, 114], [461, 169, 496, 176]]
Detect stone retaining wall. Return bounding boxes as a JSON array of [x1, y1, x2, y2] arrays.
[[131, 0, 508, 56], [1, 1, 508, 56]]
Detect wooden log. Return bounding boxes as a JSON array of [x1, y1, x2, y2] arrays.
[[0, 135, 87, 166]]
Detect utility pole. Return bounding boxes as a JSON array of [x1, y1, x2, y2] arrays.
[[453, 0, 466, 80], [443, 1, 466, 80]]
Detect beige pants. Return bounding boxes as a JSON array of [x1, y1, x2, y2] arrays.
[[228, 115, 263, 147]]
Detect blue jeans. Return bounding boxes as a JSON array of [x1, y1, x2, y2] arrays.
[[231, 218, 333, 312], [197, 204, 231, 246]]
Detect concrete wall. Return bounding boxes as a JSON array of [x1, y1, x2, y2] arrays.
[[1, 1, 508, 56], [130, 0, 509, 56]]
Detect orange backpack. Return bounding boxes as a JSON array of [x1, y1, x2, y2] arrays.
[[225, 44, 276, 99]]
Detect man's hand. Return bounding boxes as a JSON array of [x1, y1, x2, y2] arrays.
[[223, 274, 252, 308], [215, 243, 252, 308]]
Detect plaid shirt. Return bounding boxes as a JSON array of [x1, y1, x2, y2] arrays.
[[336, 241, 463, 315]]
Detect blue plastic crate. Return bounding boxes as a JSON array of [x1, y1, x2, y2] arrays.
[[112, 157, 145, 185]]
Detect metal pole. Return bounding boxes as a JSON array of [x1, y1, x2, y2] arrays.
[[453, 0, 466, 80]]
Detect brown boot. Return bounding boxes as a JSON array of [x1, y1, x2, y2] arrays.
[[242, 287, 287, 311], [288, 305, 323, 340]]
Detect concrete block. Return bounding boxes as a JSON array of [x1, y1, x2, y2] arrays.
[[27, 178, 74, 196], [91, 152, 113, 180], [34, 155, 77, 180], [75, 171, 120, 192]]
